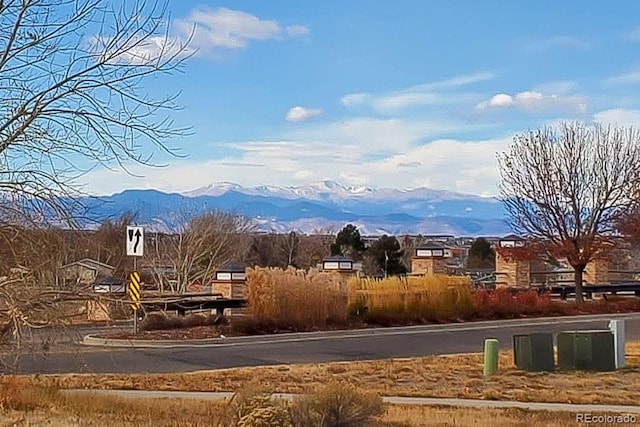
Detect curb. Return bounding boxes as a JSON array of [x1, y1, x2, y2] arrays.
[[60, 389, 640, 414], [82, 312, 640, 349]]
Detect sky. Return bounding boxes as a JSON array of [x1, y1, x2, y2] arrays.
[[82, 0, 640, 197]]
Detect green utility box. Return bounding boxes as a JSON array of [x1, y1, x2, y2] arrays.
[[557, 330, 615, 372], [513, 332, 555, 372]]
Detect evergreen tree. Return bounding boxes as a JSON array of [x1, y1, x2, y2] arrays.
[[466, 237, 495, 269], [363, 235, 407, 276], [330, 224, 366, 261]]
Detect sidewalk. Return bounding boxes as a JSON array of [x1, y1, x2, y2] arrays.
[[61, 389, 640, 414]]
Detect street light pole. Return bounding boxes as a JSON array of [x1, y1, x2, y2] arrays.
[[384, 251, 388, 278]]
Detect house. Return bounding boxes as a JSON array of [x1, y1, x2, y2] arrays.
[[59, 258, 115, 286]]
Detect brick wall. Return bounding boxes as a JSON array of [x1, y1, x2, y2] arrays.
[[585, 258, 610, 285], [411, 257, 447, 275], [212, 280, 247, 316], [495, 253, 530, 287]]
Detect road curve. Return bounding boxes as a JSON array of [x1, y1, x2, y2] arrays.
[[13, 314, 640, 375]]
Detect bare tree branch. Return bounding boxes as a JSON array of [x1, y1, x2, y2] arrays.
[[497, 122, 640, 301], [0, 0, 192, 225], [0, 0, 192, 366], [148, 210, 254, 293]]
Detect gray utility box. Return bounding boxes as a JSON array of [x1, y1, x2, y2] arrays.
[[557, 330, 616, 372], [513, 332, 555, 372]]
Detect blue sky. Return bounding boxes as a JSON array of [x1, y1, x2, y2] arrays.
[[84, 0, 640, 197]]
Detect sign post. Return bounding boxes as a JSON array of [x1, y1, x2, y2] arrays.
[[126, 226, 144, 333], [128, 271, 141, 333]]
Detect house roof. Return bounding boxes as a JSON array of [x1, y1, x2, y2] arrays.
[[60, 258, 115, 271], [94, 276, 124, 285], [323, 255, 353, 262], [217, 262, 246, 272], [416, 241, 449, 250], [500, 234, 526, 241]]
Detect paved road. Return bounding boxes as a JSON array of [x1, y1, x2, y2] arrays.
[[10, 314, 639, 375], [19, 321, 133, 346]]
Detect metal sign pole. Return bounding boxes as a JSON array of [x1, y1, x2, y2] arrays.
[[135, 256, 140, 334], [126, 225, 144, 334], [133, 256, 137, 334], [133, 308, 138, 334]]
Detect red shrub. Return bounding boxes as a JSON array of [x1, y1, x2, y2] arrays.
[[471, 288, 569, 319]]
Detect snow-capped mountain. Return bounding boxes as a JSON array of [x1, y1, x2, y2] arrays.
[[185, 180, 486, 203], [81, 181, 511, 236]]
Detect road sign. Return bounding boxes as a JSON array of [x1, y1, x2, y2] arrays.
[[126, 226, 144, 257], [128, 271, 141, 311]]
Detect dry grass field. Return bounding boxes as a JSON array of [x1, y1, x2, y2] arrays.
[[9, 342, 640, 406], [0, 389, 593, 427], [3, 342, 639, 426]]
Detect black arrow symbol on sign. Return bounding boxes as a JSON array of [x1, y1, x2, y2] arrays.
[[133, 229, 141, 254]]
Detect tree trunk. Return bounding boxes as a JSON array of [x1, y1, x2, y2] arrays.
[[574, 265, 585, 303]]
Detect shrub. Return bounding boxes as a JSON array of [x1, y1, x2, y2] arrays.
[[140, 312, 228, 331], [220, 384, 293, 427], [291, 382, 385, 427], [237, 406, 294, 427], [471, 288, 569, 319]]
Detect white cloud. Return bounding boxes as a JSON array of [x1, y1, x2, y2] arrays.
[[81, 116, 508, 197], [340, 71, 495, 113], [340, 93, 372, 108], [89, 34, 195, 65], [623, 27, 640, 41], [282, 117, 482, 152], [285, 106, 322, 122], [533, 81, 578, 95], [593, 108, 640, 128], [82, 137, 510, 197], [476, 90, 588, 114], [286, 25, 310, 37], [176, 7, 280, 50], [103, 7, 309, 63], [605, 70, 640, 85], [480, 93, 514, 108], [524, 35, 590, 52]]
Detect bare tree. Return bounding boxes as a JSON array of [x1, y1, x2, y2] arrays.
[[278, 231, 301, 267], [244, 233, 279, 267], [0, 0, 191, 359], [296, 230, 333, 269], [398, 234, 426, 271], [498, 122, 640, 302], [92, 212, 136, 276], [155, 210, 254, 293], [0, 0, 191, 223]]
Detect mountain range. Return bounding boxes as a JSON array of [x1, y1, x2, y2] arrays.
[[81, 181, 512, 236]]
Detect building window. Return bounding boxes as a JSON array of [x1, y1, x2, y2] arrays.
[[416, 249, 433, 257], [216, 272, 232, 280]]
